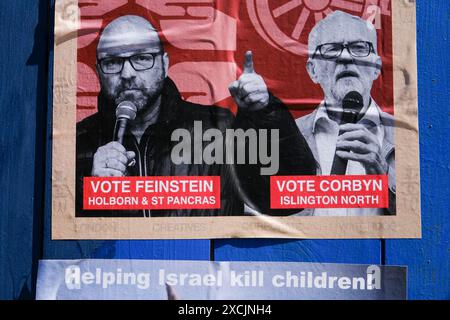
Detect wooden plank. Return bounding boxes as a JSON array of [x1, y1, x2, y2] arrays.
[[385, 0, 450, 300], [113, 240, 211, 260], [214, 239, 381, 265], [0, 0, 447, 301], [0, 0, 49, 299]]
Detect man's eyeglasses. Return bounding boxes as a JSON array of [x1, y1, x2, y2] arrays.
[[98, 52, 163, 74], [312, 41, 374, 60]]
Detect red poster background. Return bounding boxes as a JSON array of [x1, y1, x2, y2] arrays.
[[76, 0, 393, 122]]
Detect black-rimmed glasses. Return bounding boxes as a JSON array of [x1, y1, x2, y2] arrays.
[[312, 41, 374, 59], [98, 52, 163, 74]]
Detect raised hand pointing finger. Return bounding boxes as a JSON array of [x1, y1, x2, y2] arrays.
[[243, 50, 254, 74], [229, 50, 269, 111]]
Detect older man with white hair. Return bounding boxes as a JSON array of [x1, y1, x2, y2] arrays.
[[296, 11, 396, 216]]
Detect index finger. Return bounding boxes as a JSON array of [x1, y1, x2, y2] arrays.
[[243, 50, 254, 74]]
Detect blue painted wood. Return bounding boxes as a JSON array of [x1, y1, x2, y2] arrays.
[[214, 239, 381, 265], [0, 0, 50, 299], [113, 240, 210, 260], [384, 0, 450, 300], [0, 0, 448, 300]]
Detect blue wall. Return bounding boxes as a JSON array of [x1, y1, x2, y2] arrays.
[[0, 0, 448, 300]]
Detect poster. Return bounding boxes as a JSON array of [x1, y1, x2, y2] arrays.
[[52, 0, 420, 239], [36, 259, 407, 300]]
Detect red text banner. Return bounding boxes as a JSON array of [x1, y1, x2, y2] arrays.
[[271, 175, 389, 209], [83, 176, 220, 210]]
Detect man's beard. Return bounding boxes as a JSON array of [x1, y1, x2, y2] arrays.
[[331, 77, 365, 103], [115, 89, 149, 112], [114, 83, 164, 116]]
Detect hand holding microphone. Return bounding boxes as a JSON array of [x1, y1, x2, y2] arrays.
[[330, 91, 363, 175], [331, 91, 388, 175], [91, 101, 137, 177]]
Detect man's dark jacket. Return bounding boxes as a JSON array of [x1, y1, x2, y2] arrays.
[[76, 77, 316, 217]]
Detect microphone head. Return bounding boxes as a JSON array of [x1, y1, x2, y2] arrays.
[[342, 91, 364, 113], [116, 101, 137, 120]]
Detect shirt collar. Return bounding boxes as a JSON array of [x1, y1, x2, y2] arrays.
[[312, 101, 331, 134]]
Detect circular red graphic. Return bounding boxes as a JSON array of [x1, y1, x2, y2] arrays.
[[246, 0, 371, 56], [304, 0, 331, 11]]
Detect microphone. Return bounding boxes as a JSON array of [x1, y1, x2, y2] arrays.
[[330, 91, 364, 175], [113, 101, 137, 145]]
